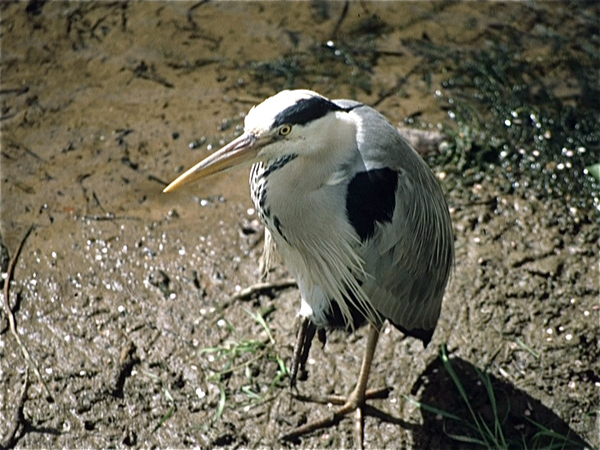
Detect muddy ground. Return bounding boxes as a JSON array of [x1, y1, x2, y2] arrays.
[[1, 2, 598, 449]]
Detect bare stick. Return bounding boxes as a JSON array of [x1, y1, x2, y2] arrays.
[[2, 225, 54, 402], [110, 341, 140, 398], [232, 278, 297, 301]]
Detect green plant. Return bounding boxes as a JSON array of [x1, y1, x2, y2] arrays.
[[404, 345, 584, 449], [199, 306, 289, 425]]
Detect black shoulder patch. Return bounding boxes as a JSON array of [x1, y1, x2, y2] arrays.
[[273, 96, 343, 127], [346, 168, 398, 241]]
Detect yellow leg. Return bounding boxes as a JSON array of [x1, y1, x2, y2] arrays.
[[281, 323, 383, 449]]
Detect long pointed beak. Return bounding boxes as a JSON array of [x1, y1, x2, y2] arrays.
[[163, 132, 258, 193]]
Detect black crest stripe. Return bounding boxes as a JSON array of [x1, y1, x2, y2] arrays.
[[273, 96, 343, 127]]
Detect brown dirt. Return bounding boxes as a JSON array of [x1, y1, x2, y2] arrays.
[[1, 2, 598, 449]]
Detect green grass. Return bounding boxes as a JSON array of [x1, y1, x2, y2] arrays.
[[143, 369, 177, 433], [144, 307, 288, 431], [199, 306, 289, 426], [404, 345, 585, 450]]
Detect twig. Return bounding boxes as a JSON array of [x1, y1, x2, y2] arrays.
[[147, 174, 169, 186], [329, 1, 349, 40], [0, 86, 30, 95], [129, 61, 174, 89], [232, 278, 297, 301], [81, 214, 142, 222], [110, 341, 140, 398], [2, 225, 54, 402], [0, 112, 18, 122], [186, 0, 209, 29], [92, 191, 106, 213], [0, 370, 30, 449]]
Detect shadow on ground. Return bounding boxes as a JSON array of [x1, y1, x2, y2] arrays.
[[412, 354, 591, 450]]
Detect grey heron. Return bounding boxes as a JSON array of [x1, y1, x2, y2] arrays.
[[164, 89, 454, 446]]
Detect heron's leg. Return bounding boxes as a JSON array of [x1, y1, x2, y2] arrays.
[[289, 317, 316, 389], [346, 322, 380, 407], [281, 323, 383, 449]]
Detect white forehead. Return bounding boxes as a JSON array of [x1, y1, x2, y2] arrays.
[[244, 89, 325, 134]]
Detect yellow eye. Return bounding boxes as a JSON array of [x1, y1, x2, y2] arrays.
[[278, 124, 292, 136]]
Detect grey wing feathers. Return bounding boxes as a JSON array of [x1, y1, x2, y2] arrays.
[[363, 168, 454, 333], [350, 104, 454, 335]]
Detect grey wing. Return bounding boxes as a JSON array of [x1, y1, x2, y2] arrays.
[[348, 105, 454, 342], [361, 166, 454, 342]]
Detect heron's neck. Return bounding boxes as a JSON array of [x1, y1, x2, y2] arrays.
[[277, 113, 358, 191], [251, 112, 358, 243]]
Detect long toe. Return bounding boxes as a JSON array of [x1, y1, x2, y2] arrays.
[[280, 397, 366, 449], [279, 398, 358, 443]]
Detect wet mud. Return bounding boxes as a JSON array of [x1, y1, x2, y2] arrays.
[[1, 2, 598, 449]]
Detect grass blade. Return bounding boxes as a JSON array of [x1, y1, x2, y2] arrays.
[[212, 382, 227, 425], [402, 394, 464, 422], [152, 405, 175, 433]]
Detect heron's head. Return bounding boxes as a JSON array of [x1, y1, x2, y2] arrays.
[[163, 90, 357, 192]]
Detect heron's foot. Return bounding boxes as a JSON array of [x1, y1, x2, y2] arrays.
[[280, 387, 392, 449]]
